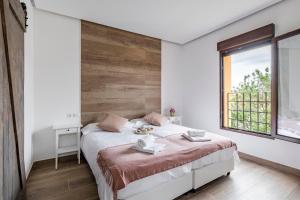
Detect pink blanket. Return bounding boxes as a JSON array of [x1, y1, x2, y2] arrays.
[[97, 133, 236, 198]]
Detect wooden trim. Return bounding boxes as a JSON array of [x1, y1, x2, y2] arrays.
[[8, 0, 25, 31], [217, 24, 275, 52], [222, 127, 274, 139], [219, 51, 224, 129], [1, 2, 27, 197], [274, 28, 300, 41], [274, 134, 300, 144], [0, 0, 26, 189], [271, 39, 278, 138], [221, 39, 272, 56], [238, 152, 300, 177]]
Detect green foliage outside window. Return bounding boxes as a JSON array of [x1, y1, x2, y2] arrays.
[[228, 68, 272, 134]]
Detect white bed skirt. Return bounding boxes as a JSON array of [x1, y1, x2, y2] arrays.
[[193, 158, 234, 189], [96, 157, 235, 200], [120, 172, 193, 200]]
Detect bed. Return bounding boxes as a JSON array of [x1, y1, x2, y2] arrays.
[[81, 122, 238, 200]]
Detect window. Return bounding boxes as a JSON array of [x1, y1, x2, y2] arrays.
[[275, 28, 300, 144], [222, 44, 272, 135], [218, 24, 275, 137]]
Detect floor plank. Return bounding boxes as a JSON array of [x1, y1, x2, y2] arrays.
[[25, 156, 300, 200]]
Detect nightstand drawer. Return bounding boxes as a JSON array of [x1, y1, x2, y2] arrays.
[[56, 127, 78, 135]]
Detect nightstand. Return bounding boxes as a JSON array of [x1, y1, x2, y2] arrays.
[[53, 124, 82, 169], [167, 116, 182, 125]]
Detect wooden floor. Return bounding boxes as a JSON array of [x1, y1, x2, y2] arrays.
[[25, 156, 300, 200]]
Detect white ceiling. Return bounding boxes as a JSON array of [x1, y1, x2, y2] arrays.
[[34, 0, 283, 44]]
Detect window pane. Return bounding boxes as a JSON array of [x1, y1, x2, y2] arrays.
[[259, 113, 266, 123], [238, 102, 243, 111], [230, 120, 237, 128], [229, 102, 236, 110], [251, 122, 259, 132], [244, 102, 250, 112], [277, 34, 300, 140], [244, 93, 251, 101], [244, 112, 251, 122], [251, 102, 258, 111], [259, 123, 267, 133], [251, 112, 258, 122], [238, 121, 244, 129], [223, 44, 272, 135]]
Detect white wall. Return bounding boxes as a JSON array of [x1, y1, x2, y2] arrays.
[[31, 11, 181, 162], [161, 41, 183, 116], [33, 10, 81, 161], [24, 0, 34, 177], [181, 0, 300, 169]]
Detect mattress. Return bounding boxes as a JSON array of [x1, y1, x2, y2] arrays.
[[81, 123, 237, 200]]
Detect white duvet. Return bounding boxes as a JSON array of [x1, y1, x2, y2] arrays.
[[81, 123, 237, 200]]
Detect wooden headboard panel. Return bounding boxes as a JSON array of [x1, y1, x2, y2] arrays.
[[81, 21, 161, 125]]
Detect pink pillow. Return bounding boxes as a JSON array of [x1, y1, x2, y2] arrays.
[[144, 112, 167, 126], [98, 113, 128, 132]]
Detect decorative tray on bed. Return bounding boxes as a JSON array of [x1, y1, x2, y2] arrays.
[[134, 127, 154, 135]]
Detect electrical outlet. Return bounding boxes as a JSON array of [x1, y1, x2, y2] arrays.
[[66, 113, 72, 118]]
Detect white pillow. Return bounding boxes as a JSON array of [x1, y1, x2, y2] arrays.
[[130, 118, 171, 127], [81, 122, 135, 135], [81, 123, 101, 135], [124, 121, 136, 128], [130, 118, 150, 128]]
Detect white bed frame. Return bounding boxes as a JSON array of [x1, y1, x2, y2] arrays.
[[193, 158, 234, 189], [122, 158, 235, 200]]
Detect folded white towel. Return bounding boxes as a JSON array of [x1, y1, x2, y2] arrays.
[[136, 135, 155, 148], [187, 130, 206, 137], [132, 143, 166, 154], [133, 121, 144, 128], [182, 133, 211, 142]]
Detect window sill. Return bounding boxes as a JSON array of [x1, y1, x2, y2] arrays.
[[221, 127, 275, 139], [274, 134, 300, 144]]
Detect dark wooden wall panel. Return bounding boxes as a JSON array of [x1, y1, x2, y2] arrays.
[[6, 0, 25, 182], [0, 8, 4, 199], [1, 22, 21, 200], [81, 21, 161, 125], [0, 0, 26, 199]]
